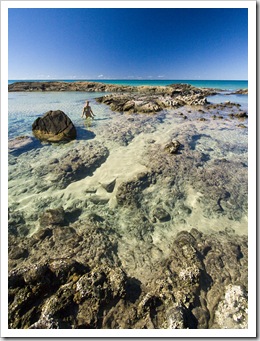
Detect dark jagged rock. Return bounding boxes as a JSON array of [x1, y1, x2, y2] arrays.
[[32, 110, 77, 142], [8, 224, 248, 329], [151, 206, 171, 222], [207, 101, 241, 110], [164, 140, 181, 154], [7, 181, 248, 329], [39, 208, 66, 227]]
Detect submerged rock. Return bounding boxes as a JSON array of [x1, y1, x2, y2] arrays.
[[164, 140, 181, 154], [39, 207, 66, 227], [32, 110, 77, 142], [214, 284, 248, 328], [8, 217, 248, 329], [100, 178, 117, 193], [151, 206, 171, 222], [8, 136, 35, 152], [33, 142, 109, 190]]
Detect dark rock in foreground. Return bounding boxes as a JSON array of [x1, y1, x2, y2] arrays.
[[32, 110, 77, 142], [8, 224, 248, 329]]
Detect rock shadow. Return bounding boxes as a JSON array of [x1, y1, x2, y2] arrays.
[[76, 127, 96, 141], [189, 134, 211, 151], [8, 138, 43, 157], [183, 306, 198, 329], [93, 117, 112, 121], [125, 277, 142, 303], [65, 209, 82, 225]]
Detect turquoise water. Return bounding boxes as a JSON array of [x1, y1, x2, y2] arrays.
[[8, 79, 248, 91], [8, 90, 248, 141], [207, 93, 248, 111], [8, 92, 109, 140]]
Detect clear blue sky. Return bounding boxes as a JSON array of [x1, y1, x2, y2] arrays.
[[8, 8, 248, 80]]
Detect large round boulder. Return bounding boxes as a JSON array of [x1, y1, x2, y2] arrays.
[[32, 110, 77, 142]]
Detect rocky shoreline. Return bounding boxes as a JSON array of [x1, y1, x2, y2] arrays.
[[8, 81, 248, 116], [8, 81, 217, 97], [8, 82, 248, 330]]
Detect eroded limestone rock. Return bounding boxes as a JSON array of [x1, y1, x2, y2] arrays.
[[8, 223, 248, 329]]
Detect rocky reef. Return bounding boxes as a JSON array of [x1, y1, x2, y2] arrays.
[[8, 81, 215, 96], [9, 81, 131, 92], [7, 82, 248, 330], [8, 221, 248, 329], [230, 89, 248, 95], [8, 127, 248, 329], [9, 81, 248, 116], [95, 84, 216, 114], [9, 82, 216, 114]]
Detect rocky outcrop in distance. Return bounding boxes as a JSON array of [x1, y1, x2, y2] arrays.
[[9, 81, 134, 93], [8, 81, 216, 96], [9, 82, 217, 114], [8, 82, 247, 116], [229, 89, 248, 95]]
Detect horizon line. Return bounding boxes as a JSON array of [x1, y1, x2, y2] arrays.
[[8, 78, 248, 81]]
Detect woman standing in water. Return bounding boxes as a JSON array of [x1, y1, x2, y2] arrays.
[[82, 101, 95, 119]]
